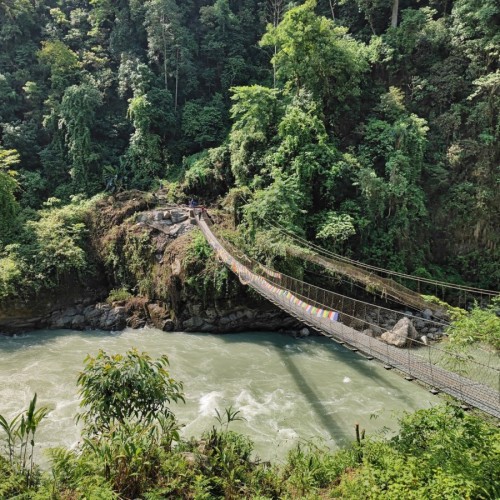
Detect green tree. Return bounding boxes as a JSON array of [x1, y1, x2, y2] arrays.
[[0, 148, 20, 243], [38, 40, 80, 93], [356, 87, 429, 268], [77, 349, 184, 434], [59, 83, 103, 193], [182, 93, 227, 149], [260, 0, 368, 116], [144, 0, 190, 111], [229, 85, 281, 185], [124, 91, 170, 188]]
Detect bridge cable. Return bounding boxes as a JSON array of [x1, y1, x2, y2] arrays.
[[206, 222, 499, 376], [260, 216, 499, 297]]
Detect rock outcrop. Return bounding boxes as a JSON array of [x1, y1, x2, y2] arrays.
[[380, 317, 419, 348]]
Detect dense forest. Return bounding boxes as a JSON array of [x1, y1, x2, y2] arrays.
[[0, 0, 499, 296], [1, 2, 499, 498]]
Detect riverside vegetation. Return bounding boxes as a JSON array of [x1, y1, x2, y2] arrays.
[[1, 0, 499, 497], [0, 349, 499, 499]]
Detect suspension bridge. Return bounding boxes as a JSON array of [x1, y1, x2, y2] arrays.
[[193, 213, 500, 419]]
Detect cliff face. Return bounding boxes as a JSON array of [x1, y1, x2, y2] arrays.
[[0, 191, 299, 335]]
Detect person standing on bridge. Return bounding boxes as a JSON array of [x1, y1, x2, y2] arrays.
[[198, 205, 206, 220]]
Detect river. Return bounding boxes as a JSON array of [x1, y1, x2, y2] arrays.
[[0, 327, 436, 464]]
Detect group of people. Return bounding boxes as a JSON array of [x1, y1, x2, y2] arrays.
[[189, 198, 212, 222]]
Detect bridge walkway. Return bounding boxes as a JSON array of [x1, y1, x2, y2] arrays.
[[196, 216, 500, 418]]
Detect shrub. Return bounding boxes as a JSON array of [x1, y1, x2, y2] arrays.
[[106, 287, 132, 303], [77, 349, 184, 434], [446, 298, 500, 350]]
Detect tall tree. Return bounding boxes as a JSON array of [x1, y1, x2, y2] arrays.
[[260, 0, 368, 121], [391, 0, 399, 28], [0, 148, 20, 243], [59, 83, 103, 192]]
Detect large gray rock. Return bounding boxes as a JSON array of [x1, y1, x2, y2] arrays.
[[422, 308, 433, 320], [136, 213, 149, 223], [171, 212, 188, 224], [102, 306, 126, 330], [71, 315, 86, 329], [183, 316, 205, 330], [380, 317, 419, 348], [162, 319, 175, 332], [299, 327, 310, 337]]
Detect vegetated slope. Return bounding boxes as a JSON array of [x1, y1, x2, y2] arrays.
[[0, 0, 498, 291]]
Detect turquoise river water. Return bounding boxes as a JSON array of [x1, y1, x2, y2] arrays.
[[0, 327, 437, 463]]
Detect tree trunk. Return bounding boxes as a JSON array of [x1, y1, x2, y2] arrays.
[[161, 14, 168, 90], [175, 46, 179, 112], [391, 0, 399, 28], [329, 0, 335, 20], [268, 0, 284, 88]]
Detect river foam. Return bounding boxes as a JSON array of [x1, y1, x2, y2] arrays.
[[0, 328, 436, 463]]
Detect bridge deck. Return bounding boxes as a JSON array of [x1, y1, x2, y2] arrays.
[[197, 218, 500, 419]]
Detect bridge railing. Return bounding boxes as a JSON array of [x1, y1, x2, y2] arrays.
[[196, 217, 500, 416]]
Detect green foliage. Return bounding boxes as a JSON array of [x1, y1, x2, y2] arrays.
[[243, 169, 307, 236], [183, 145, 233, 199], [124, 93, 167, 189], [182, 94, 227, 148], [0, 394, 48, 488], [335, 405, 500, 499], [106, 287, 132, 304], [354, 87, 429, 269], [229, 85, 281, 186], [281, 444, 358, 497], [0, 148, 20, 243], [59, 83, 103, 192], [0, 195, 98, 300], [446, 298, 500, 350], [183, 230, 231, 300], [77, 349, 184, 434], [38, 40, 80, 91], [0, 455, 30, 499], [314, 211, 356, 246], [261, 0, 368, 110]]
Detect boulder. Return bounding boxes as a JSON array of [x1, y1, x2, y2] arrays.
[[83, 306, 101, 322], [380, 317, 419, 348], [136, 213, 149, 223], [128, 315, 147, 329], [299, 327, 310, 337], [205, 308, 218, 319], [162, 319, 175, 332], [171, 212, 188, 224], [71, 315, 86, 329], [102, 306, 126, 330], [363, 328, 375, 338], [147, 303, 168, 325], [422, 308, 433, 320], [183, 316, 205, 330], [414, 319, 426, 330]]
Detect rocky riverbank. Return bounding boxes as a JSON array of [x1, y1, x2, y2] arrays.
[[0, 192, 448, 345], [0, 192, 302, 336], [24, 296, 302, 335]]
